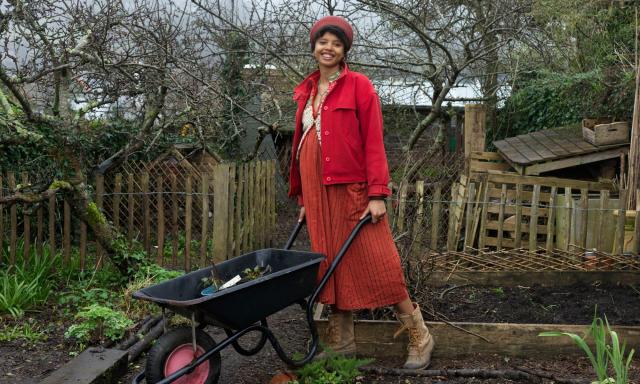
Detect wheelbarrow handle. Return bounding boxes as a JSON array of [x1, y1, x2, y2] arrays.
[[284, 217, 306, 250]]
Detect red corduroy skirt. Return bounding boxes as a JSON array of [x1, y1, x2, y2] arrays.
[[298, 131, 409, 310]]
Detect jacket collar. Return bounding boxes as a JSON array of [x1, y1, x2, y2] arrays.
[[293, 63, 350, 101]]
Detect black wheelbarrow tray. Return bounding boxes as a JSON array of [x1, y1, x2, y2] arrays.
[[131, 215, 372, 384]]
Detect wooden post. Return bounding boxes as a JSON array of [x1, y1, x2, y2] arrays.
[[113, 174, 122, 230], [614, 189, 627, 255], [170, 173, 178, 266], [141, 172, 150, 257], [579, 189, 588, 249], [227, 165, 237, 254], [200, 173, 209, 266], [48, 193, 56, 258], [185, 174, 193, 271], [234, 164, 244, 256], [464, 182, 476, 251], [127, 174, 135, 247], [21, 173, 31, 263], [412, 180, 425, 255], [546, 187, 557, 253], [63, 199, 71, 264], [95, 174, 104, 268], [563, 187, 573, 251], [514, 184, 523, 248], [529, 184, 540, 251], [8, 172, 16, 265], [597, 190, 610, 251], [496, 184, 507, 250], [157, 176, 165, 266], [634, 189, 640, 255], [36, 198, 43, 257], [464, 104, 486, 159], [242, 163, 250, 253], [430, 183, 442, 251], [213, 164, 230, 262]]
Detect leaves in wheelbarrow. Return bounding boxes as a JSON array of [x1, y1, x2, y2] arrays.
[[239, 265, 272, 284]]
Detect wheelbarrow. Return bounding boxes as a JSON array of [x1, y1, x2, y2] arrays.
[[131, 215, 373, 384]]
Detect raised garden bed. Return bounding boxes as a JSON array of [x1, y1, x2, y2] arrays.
[[314, 271, 640, 359]]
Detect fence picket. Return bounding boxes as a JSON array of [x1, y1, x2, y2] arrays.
[[497, 184, 507, 250], [213, 164, 230, 262], [614, 189, 627, 255], [185, 174, 193, 271], [546, 187, 557, 253], [248, 162, 255, 250], [171, 173, 179, 266], [37, 201, 43, 257], [157, 176, 165, 266], [142, 173, 150, 257], [411, 180, 425, 255], [234, 164, 243, 256], [597, 190, 609, 251], [514, 184, 523, 248], [63, 199, 71, 264], [8, 173, 16, 265], [113, 173, 122, 230], [579, 189, 588, 249], [242, 163, 250, 253], [563, 188, 572, 251], [529, 185, 540, 251], [200, 173, 209, 267], [80, 220, 87, 270], [21, 173, 30, 263], [430, 183, 442, 251], [48, 194, 55, 258], [127, 174, 135, 246], [227, 165, 237, 255], [96, 174, 105, 268]]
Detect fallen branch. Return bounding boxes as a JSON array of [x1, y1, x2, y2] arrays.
[[439, 284, 470, 299], [515, 366, 591, 384], [360, 366, 589, 384], [424, 308, 492, 344], [127, 318, 166, 362]]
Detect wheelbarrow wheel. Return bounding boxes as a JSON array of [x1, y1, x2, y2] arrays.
[[145, 327, 221, 384]]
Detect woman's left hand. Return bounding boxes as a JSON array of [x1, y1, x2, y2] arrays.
[[360, 199, 386, 224]]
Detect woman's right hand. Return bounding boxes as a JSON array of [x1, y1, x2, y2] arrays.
[[298, 206, 306, 222]]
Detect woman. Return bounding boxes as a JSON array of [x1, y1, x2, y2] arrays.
[[288, 16, 435, 369]]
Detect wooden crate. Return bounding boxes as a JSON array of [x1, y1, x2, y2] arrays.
[[582, 121, 629, 146]]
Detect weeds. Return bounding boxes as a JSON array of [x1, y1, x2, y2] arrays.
[[540, 313, 635, 384], [64, 304, 133, 344], [292, 351, 372, 384], [0, 322, 47, 343]]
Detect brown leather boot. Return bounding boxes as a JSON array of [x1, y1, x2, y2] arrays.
[[315, 308, 356, 360], [394, 303, 434, 369]]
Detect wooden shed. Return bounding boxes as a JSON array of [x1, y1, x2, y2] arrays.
[[493, 126, 629, 177]]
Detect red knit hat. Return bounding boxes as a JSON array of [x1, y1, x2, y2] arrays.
[[310, 16, 354, 51]]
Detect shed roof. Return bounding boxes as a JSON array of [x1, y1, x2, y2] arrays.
[[493, 126, 629, 175]]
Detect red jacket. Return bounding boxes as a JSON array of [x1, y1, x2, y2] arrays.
[[288, 65, 391, 203]]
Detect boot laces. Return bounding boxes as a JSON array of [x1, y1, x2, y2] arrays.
[[393, 325, 422, 354]]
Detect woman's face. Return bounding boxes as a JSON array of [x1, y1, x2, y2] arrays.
[[313, 32, 345, 70]]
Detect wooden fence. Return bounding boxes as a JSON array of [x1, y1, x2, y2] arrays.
[[0, 160, 277, 271], [388, 171, 640, 256]]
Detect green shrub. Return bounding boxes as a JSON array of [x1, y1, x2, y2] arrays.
[[292, 352, 372, 384], [65, 304, 133, 344]]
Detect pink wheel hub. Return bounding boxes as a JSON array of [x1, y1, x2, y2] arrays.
[[164, 344, 210, 384]]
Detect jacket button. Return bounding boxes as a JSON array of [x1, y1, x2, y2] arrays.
[[325, 157, 330, 162], [326, 176, 332, 181], [324, 131, 330, 135], [323, 106, 328, 111]]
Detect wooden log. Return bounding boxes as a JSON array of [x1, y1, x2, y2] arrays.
[[113, 174, 122, 230], [170, 173, 178, 266], [514, 184, 523, 248], [95, 174, 104, 268], [127, 174, 135, 247], [184, 174, 193, 271], [213, 164, 230, 262], [497, 184, 507, 250], [199, 173, 209, 266], [529, 185, 541, 251], [464, 182, 476, 251], [546, 187, 557, 253], [614, 189, 627, 255], [21, 173, 31, 263], [430, 183, 442, 251], [141, 173, 150, 257], [156, 176, 165, 266]]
